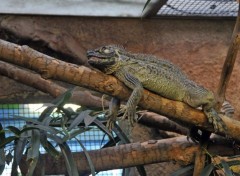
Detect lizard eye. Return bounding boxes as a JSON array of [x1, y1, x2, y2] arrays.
[[103, 48, 111, 54], [99, 47, 110, 54]]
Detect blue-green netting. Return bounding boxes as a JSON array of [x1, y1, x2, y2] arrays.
[[158, 0, 238, 17], [0, 104, 122, 176]]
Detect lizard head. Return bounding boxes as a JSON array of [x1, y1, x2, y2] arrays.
[[87, 45, 126, 74]]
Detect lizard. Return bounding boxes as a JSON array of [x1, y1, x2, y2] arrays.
[[86, 45, 227, 134]]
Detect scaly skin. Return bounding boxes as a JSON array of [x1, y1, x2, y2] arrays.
[[87, 45, 227, 133]]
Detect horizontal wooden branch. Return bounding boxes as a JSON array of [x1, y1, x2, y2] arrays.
[[0, 60, 108, 108], [0, 39, 240, 141], [18, 136, 238, 175], [138, 112, 189, 135]]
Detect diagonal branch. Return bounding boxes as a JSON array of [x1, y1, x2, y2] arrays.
[[138, 112, 189, 135], [0, 39, 240, 141], [216, 3, 240, 108], [194, 4, 240, 175], [0, 61, 108, 108]]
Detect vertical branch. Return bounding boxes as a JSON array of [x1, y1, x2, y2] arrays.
[[216, 3, 240, 108], [193, 146, 206, 176]]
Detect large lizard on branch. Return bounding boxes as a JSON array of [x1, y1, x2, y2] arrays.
[[87, 45, 227, 134]]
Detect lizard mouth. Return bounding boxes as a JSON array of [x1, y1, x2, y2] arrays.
[[88, 57, 102, 64], [88, 56, 116, 67]]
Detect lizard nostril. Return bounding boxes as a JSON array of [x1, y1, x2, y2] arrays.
[[86, 51, 93, 57]]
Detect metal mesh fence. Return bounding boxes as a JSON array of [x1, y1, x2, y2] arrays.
[[158, 0, 238, 17], [0, 104, 122, 176]]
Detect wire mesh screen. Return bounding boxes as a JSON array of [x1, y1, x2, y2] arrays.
[[158, 0, 238, 17], [0, 104, 122, 176]]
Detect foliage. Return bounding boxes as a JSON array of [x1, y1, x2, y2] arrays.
[[0, 87, 113, 176], [171, 149, 239, 176], [0, 87, 146, 176]]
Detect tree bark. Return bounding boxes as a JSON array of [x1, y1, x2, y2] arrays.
[[0, 60, 109, 108], [216, 3, 240, 108], [0, 39, 240, 141], [19, 136, 238, 175]]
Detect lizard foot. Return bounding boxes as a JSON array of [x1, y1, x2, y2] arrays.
[[119, 106, 137, 126], [204, 108, 228, 134], [106, 119, 115, 132]]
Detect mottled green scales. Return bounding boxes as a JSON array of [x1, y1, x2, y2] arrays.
[[87, 45, 227, 133]]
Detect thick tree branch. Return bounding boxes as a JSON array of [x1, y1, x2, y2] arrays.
[[0, 60, 187, 134], [0, 39, 240, 141], [0, 60, 108, 108], [18, 136, 239, 175]]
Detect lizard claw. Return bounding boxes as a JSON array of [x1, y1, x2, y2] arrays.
[[106, 119, 115, 131], [204, 108, 228, 134], [120, 106, 137, 126]]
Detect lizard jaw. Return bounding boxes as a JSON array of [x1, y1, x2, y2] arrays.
[[88, 56, 101, 64], [88, 56, 116, 69]]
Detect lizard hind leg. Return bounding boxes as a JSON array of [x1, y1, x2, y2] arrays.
[[203, 107, 228, 134]]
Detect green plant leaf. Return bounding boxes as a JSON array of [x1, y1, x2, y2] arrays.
[[14, 116, 44, 125], [38, 106, 56, 122], [68, 110, 92, 130], [26, 124, 62, 135], [112, 123, 130, 143], [40, 138, 60, 158], [171, 165, 194, 176], [0, 123, 5, 143], [26, 157, 38, 176], [26, 130, 40, 176], [84, 113, 97, 127], [54, 87, 75, 108], [101, 136, 120, 148], [46, 134, 63, 144], [200, 163, 215, 176], [75, 138, 95, 176], [6, 126, 21, 136], [93, 119, 114, 140], [27, 130, 40, 159], [15, 132, 28, 165], [0, 152, 5, 175], [221, 160, 234, 176], [20, 126, 42, 134], [42, 116, 53, 126], [0, 136, 16, 148], [60, 115, 69, 139], [38, 88, 75, 121], [59, 142, 78, 176]]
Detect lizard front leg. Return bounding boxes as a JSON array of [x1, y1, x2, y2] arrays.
[[115, 71, 144, 126]]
